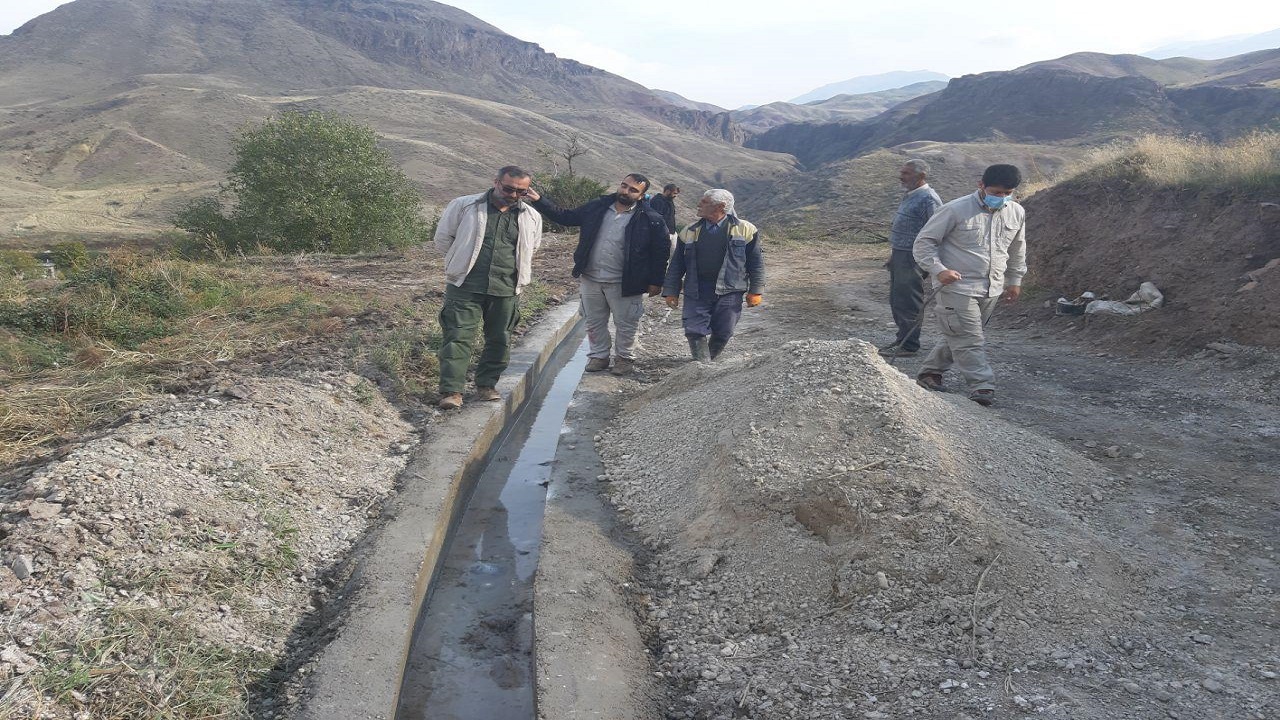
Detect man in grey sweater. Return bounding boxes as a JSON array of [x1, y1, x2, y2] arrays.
[[912, 164, 1027, 406], [882, 159, 942, 356]]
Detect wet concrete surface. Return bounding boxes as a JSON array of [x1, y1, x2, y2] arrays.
[[396, 336, 588, 720]]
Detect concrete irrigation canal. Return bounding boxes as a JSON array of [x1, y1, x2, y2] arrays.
[[296, 302, 590, 720], [396, 332, 588, 719]]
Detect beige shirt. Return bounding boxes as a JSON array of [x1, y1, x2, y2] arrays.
[[913, 191, 1027, 298]]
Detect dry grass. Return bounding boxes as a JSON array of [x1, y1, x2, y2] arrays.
[[0, 251, 355, 466], [1126, 131, 1280, 188], [1022, 131, 1280, 196]]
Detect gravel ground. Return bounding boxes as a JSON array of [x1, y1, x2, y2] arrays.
[[0, 370, 415, 717], [582, 244, 1277, 720]]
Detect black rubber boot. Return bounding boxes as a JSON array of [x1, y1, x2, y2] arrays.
[[688, 336, 709, 361], [708, 337, 729, 360]]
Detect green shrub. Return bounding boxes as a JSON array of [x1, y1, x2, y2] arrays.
[[536, 174, 608, 232], [49, 242, 90, 272], [0, 250, 40, 277], [169, 111, 427, 254]]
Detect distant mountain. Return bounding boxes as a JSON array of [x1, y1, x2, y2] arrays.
[[789, 70, 949, 105], [0, 0, 794, 240], [730, 81, 946, 134], [650, 89, 725, 114], [750, 50, 1280, 167], [1145, 28, 1280, 60]]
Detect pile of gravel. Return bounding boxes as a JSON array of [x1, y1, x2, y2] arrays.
[[0, 372, 414, 718], [597, 337, 1273, 719]]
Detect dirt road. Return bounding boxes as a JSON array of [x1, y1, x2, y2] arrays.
[[535, 242, 1278, 720]]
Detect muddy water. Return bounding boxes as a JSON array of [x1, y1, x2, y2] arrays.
[[395, 336, 589, 720]]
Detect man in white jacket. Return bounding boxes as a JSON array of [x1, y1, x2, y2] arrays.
[[433, 166, 543, 410]]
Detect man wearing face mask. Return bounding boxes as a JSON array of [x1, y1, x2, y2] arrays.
[[434, 166, 544, 410], [525, 173, 671, 375], [882, 159, 942, 357], [912, 164, 1026, 406]]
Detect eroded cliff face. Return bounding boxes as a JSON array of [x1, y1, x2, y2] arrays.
[[280, 0, 748, 142], [1025, 180, 1280, 349], [0, 0, 746, 143]]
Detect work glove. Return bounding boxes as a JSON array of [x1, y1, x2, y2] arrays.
[[746, 293, 763, 307], [664, 295, 680, 309]]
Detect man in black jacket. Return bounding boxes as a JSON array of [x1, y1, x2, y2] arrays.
[[649, 183, 680, 238], [526, 173, 671, 375]]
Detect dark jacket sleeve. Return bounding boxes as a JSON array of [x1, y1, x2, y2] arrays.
[[530, 197, 587, 227], [663, 232, 687, 296], [745, 230, 764, 294], [648, 215, 672, 287]]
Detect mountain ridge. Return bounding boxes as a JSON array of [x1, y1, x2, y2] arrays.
[[749, 49, 1280, 167], [789, 70, 949, 105]]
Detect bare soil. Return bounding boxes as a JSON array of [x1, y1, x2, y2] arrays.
[[1023, 181, 1280, 351], [541, 242, 1278, 720]]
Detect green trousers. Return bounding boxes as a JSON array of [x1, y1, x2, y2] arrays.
[[437, 285, 520, 393]]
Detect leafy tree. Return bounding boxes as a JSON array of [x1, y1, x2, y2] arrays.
[[172, 111, 426, 253]]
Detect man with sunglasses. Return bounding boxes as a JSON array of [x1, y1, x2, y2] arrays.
[[433, 166, 544, 410], [525, 173, 670, 375]]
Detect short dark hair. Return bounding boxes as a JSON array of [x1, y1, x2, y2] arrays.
[[981, 164, 1022, 189], [496, 165, 530, 181], [625, 173, 650, 193], [663, 183, 679, 192]]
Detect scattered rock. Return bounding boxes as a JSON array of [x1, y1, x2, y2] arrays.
[[10, 556, 34, 580], [26, 499, 63, 520]]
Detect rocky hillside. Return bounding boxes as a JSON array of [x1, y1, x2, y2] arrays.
[[0, 0, 788, 242], [0, 0, 741, 139], [730, 81, 946, 134], [750, 50, 1280, 167]]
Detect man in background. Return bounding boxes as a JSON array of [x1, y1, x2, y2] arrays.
[[649, 183, 681, 245], [882, 159, 942, 357]]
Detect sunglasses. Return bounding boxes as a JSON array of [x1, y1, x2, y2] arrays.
[[498, 183, 530, 196]]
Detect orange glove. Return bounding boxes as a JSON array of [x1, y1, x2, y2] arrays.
[[746, 293, 763, 307]]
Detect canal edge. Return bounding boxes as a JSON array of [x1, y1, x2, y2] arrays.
[[296, 300, 584, 720]]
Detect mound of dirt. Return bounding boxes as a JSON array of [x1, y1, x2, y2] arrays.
[[0, 372, 414, 717], [598, 339, 1273, 719], [1023, 180, 1280, 351]]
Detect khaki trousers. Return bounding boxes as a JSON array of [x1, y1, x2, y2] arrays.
[[580, 277, 645, 360], [919, 289, 999, 391]]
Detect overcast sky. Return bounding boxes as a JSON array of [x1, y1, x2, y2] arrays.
[[4, 0, 1280, 107]]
